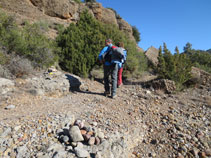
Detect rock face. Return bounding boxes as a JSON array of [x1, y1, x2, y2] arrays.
[[117, 18, 134, 41], [30, 0, 72, 19], [86, 2, 118, 26], [0, 0, 135, 41], [145, 46, 159, 66]]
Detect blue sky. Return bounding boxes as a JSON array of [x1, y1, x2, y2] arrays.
[[97, 0, 211, 53]]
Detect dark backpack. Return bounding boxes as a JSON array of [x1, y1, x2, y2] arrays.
[[111, 47, 125, 61], [102, 46, 116, 62]]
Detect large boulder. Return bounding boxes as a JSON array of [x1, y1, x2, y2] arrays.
[[190, 67, 211, 86], [117, 18, 134, 41], [86, 3, 118, 26], [29, 0, 77, 19], [145, 46, 159, 66], [26, 70, 83, 96], [0, 78, 15, 95], [151, 79, 176, 94]]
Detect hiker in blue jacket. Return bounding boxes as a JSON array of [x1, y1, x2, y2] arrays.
[[98, 39, 118, 98]]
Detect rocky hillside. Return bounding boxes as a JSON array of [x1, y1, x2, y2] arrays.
[[0, 0, 135, 41]]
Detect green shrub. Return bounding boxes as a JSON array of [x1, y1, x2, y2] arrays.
[[56, 10, 148, 78], [56, 11, 105, 77], [132, 26, 141, 43], [157, 43, 192, 89], [0, 10, 58, 68], [189, 51, 211, 73], [0, 51, 9, 65], [183, 42, 211, 73]]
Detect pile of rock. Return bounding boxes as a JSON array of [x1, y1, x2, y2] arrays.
[[56, 119, 106, 157], [0, 112, 145, 158]]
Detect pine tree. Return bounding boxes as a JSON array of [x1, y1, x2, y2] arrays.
[[163, 43, 176, 80], [156, 43, 192, 89], [157, 46, 166, 78], [184, 42, 192, 54], [56, 10, 104, 77]]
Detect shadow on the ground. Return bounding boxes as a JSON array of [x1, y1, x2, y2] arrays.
[[65, 74, 105, 96], [76, 90, 105, 96]]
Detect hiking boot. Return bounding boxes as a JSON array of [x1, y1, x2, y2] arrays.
[[104, 91, 110, 97], [111, 95, 117, 99]]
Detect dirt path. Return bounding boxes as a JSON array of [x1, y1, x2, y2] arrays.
[[0, 77, 210, 157]]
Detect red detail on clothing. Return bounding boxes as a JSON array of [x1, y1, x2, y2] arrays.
[[118, 67, 123, 86]]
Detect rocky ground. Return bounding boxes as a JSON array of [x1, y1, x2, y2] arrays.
[[0, 69, 210, 158]]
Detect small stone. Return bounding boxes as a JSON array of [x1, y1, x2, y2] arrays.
[[92, 122, 98, 126], [77, 142, 83, 148], [71, 142, 77, 147], [14, 126, 21, 131], [80, 130, 87, 135], [87, 131, 94, 136], [98, 132, 104, 139], [74, 120, 84, 129], [149, 152, 156, 157], [190, 148, 199, 156], [69, 126, 84, 142], [74, 147, 89, 158], [88, 137, 95, 146], [205, 149, 211, 156], [62, 135, 69, 143], [84, 134, 91, 142], [150, 139, 157, 145], [5, 105, 15, 109], [95, 137, 101, 145], [199, 151, 206, 158]]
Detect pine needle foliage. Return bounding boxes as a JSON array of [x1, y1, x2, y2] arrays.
[[157, 43, 192, 88]]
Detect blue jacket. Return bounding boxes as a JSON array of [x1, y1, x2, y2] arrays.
[[98, 44, 113, 66]]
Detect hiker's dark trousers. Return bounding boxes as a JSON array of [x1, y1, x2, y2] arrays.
[[104, 63, 118, 96]]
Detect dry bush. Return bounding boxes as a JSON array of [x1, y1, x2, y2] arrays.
[[0, 65, 13, 79], [7, 56, 34, 78]]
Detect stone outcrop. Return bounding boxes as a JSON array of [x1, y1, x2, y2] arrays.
[[145, 46, 159, 66], [86, 2, 118, 26], [0, 78, 15, 95], [151, 79, 176, 94], [190, 66, 211, 85]]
